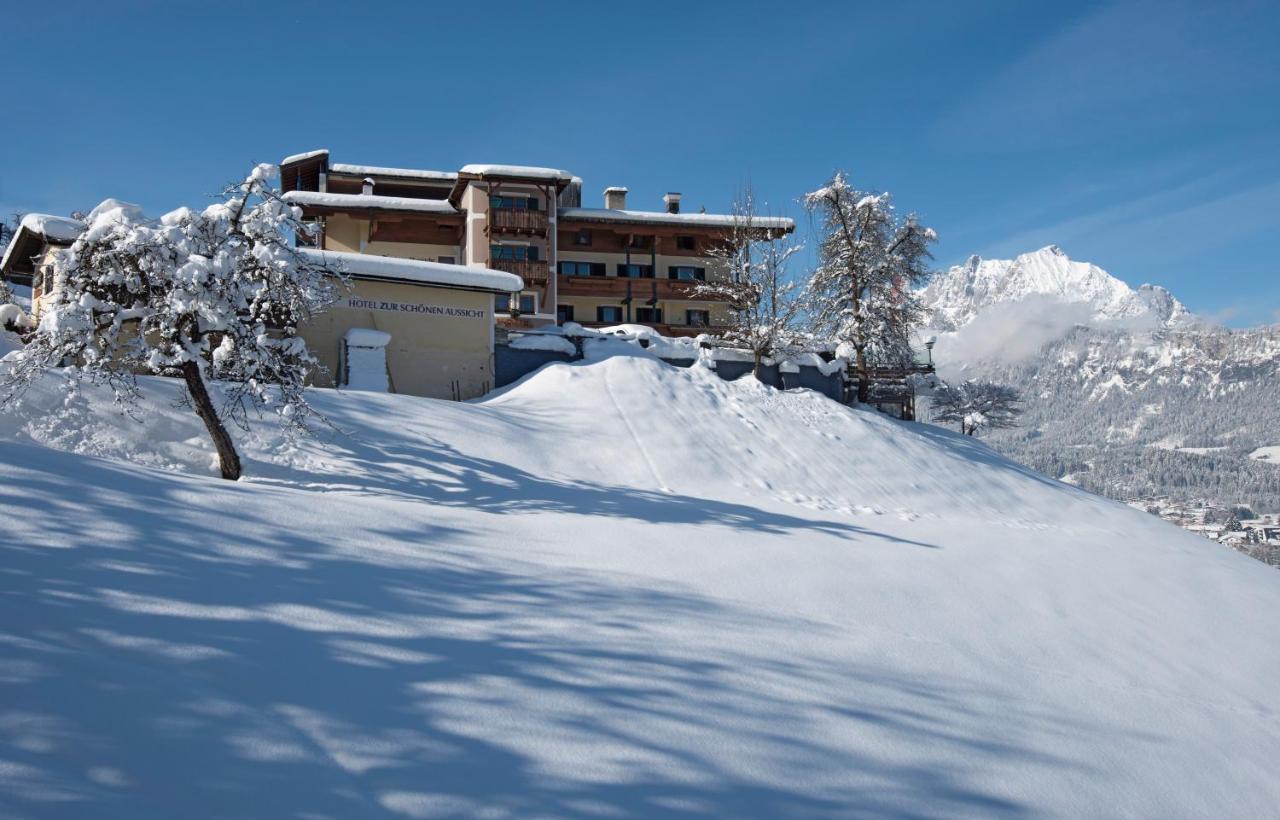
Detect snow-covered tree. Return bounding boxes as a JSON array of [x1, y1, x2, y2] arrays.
[[696, 188, 805, 376], [930, 380, 1023, 436], [804, 172, 936, 402], [0, 164, 344, 480]]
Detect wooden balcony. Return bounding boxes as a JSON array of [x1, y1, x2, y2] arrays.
[[556, 275, 726, 302], [491, 258, 550, 286], [489, 207, 549, 236]]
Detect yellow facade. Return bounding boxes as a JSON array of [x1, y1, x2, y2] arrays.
[[300, 278, 497, 400]]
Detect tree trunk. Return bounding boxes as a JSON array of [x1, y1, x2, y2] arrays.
[[180, 360, 241, 480], [855, 346, 870, 403], [752, 350, 763, 379]]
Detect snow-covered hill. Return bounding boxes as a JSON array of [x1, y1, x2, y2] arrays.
[[919, 247, 1280, 513], [1, 343, 1278, 817]]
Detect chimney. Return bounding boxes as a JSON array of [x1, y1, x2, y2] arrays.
[[604, 186, 628, 210], [362, 177, 375, 196], [663, 192, 682, 214]]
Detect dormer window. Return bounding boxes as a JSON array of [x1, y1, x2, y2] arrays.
[[490, 196, 539, 211]]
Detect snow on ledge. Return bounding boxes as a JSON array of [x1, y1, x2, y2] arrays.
[[283, 190, 458, 214], [507, 333, 577, 355], [459, 164, 574, 182], [344, 328, 391, 348], [329, 164, 457, 182], [558, 207, 794, 231], [280, 148, 329, 166], [298, 248, 522, 293]]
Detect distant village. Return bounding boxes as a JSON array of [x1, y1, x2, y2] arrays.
[[1128, 497, 1280, 567]]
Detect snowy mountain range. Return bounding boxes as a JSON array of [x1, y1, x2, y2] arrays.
[[921, 246, 1280, 512], [920, 245, 1191, 332]]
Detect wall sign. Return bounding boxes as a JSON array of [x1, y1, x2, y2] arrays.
[[346, 296, 487, 319]]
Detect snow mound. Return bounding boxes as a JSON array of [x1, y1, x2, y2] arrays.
[[0, 352, 1278, 817]]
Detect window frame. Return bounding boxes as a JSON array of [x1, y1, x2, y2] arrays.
[[617, 263, 655, 279], [558, 260, 604, 277], [491, 244, 539, 262], [490, 195, 539, 211], [668, 265, 706, 281], [685, 309, 711, 327]]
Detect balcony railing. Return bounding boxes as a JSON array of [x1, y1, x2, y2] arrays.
[[489, 207, 549, 235], [556, 275, 717, 301], [491, 258, 550, 285]]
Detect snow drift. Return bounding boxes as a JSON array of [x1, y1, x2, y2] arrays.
[[1, 349, 1278, 818]]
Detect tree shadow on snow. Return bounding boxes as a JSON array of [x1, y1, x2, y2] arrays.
[[0, 443, 1152, 819]]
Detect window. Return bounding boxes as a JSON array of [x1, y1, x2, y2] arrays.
[[686, 309, 710, 327], [617, 263, 654, 278], [573, 230, 592, 246], [676, 235, 696, 251], [628, 235, 652, 250], [635, 307, 663, 323], [437, 255, 456, 264], [491, 245, 539, 261], [668, 265, 705, 281], [558, 261, 605, 277], [490, 195, 539, 211], [519, 294, 537, 314], [297, 218, 324, 248], [557, 304, 575, 323], [596, 306, 623, 323], [495, 293, 512, 312]]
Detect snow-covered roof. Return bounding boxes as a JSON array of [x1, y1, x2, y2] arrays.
[[283, 190, 458, 215], [1, 213, 86, 272], [280, 148, 329, 166], [558, 207, 795, 232], [329, 163, 458, 182], [459, 164, 574, 182], [19, 213, 86, 242], [298, 248, 522, 293]]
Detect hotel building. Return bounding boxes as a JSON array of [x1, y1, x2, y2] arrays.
[[278, 150, 795, 336]]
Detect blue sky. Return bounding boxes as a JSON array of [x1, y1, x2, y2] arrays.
[[3, 0, 1277, 325]]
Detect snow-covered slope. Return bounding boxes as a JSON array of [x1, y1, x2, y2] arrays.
[[2, 348, 1279, 817], [919, 245, 1190, 333]]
